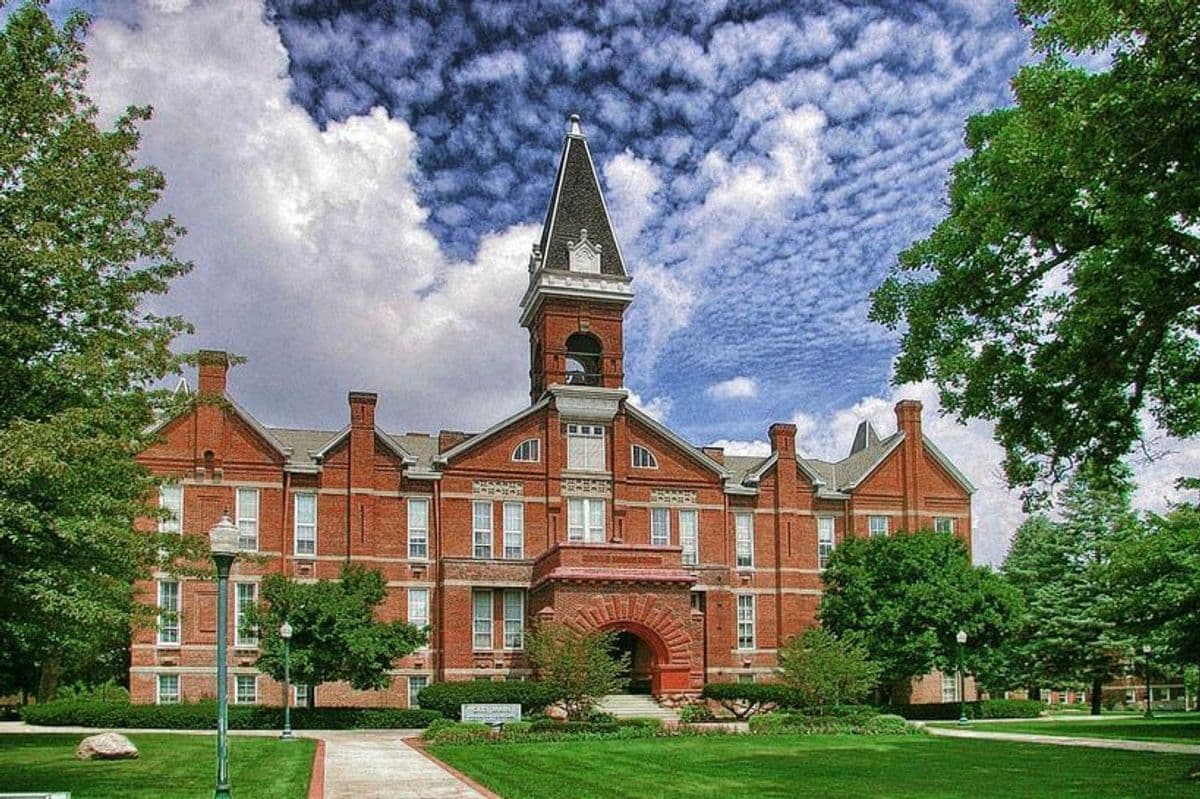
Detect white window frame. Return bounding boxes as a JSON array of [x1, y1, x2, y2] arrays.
[[817, 516, 835, 570], [631, 444, 658, 469], [650, 506, 671, 546], [156, 673, 180, 705], [934, 516, 955, 535], [158, 482, 182, 533], [157, 580, 180, 646], [408, 675, 428, 708], [294, 684, 310, 707], [408, 498, 429, 560], [511, 439, 540, 463], [235, 487, 259, 551], [679, 509, 699, 566], [566, 423, 605, 471], [566, 497, 606, 543], [503, 589, 524, 650], [235, 674, 257, 705], [408, 587, 429, 628], [473, 500, 493, 559], [472, 589, 493, 651], [736, 594, 756, 650], [235, 582, 258, 648], [734, 512, 754, 569], [868, 515, 889, 537], [293, 493, 316, 557], [942, 671, 960, 703], [503, 501, 524, 559]]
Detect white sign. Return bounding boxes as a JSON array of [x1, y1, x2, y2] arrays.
[[461, 703, 522, 726]]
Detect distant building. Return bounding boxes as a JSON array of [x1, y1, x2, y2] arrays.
[[131, 116, 975, 707]]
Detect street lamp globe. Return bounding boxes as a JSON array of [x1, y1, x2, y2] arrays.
[[956, 630, 968, 645], [1142, 643, 1152, 655], [280, 621, 293, 640], [209, 514, 239, 558]]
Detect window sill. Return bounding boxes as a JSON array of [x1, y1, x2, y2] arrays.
[[156, 642, 181, 649]]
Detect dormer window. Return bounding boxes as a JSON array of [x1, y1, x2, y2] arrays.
[[512, 439, 541, 463], [631, 444, 658, 469], [567, 228, 601, 273]]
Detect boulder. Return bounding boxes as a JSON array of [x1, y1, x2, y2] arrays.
[[75, 732, 139, 760]]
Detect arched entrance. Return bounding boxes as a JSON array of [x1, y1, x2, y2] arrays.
[[610, 630, 655, 694]]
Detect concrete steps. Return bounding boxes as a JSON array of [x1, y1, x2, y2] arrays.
[[597, 694, 679, 721]]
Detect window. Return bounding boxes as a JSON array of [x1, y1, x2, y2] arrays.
[[736, 594, 755, 650], [235, 674, 257, 705], [472, 589, 493, 651], [408, 587, 429, 628], [690, 591, 705, 613], [159, 483, 182, 533], [157, 673, 180, 705], [503, 589, 524, 650], [503, 502, 524, 559], [157, 580, 180, 645], [941, 671, 960, 703], [631, 444, 658, 469], [567, 497, 605, 543], [236, 487, 259, 550], [566, 424, 605, 471], [235, 583, 258, 648], [473, 501, 493, 559], [738, 674, 756, 684], [294, 493, 316, 556], [408, 498, 429, 560], [408, 675, 428, 708], [511, 439, 540, 462], [650, 507, 670, 546], [734, 512, 754, 569], [868, 515, 889, 537], [935, 516, 955, 535], [679, 509, 699, 566], [817, 517, 835, 570], [294, 684, 310, 707]]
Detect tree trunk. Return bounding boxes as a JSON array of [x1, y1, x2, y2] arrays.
[[1090, 677, 1103, 716], [36, 656, 61, 704]]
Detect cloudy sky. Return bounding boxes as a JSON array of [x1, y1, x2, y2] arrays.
[[28, 0, 1199, 563]]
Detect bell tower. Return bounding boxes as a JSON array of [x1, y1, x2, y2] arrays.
[[520, 115, 635, 403]]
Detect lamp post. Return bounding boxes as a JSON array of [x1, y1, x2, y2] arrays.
[[209, 514, 239, 799], [1142, 644, 1154, 719], [956, 630, 969, 725], [279, 622, 294, 741]]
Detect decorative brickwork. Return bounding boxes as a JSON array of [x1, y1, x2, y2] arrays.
[[472, 480, 524, 498], [649, 488, 698, 505], [561, 477, 610, 496]]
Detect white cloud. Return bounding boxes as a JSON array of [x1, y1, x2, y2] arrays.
[[84, 0, 533, 431], [603, 150, 661, 247], [707, 438, 771, 457], [627, 391, 673, 423], [455, 50, 528, 86], [706, 376, 759, 400]]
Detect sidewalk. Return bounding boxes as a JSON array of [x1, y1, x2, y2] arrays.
[[924, 724, 1200, 754]]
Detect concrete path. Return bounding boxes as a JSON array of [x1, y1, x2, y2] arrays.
[[924, 724, 1200, 755]]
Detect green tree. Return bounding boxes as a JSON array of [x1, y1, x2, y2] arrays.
[[524, 623, 628, 720], [777, 628, 879, 712], [818, 530, 1021, 702], [870, 0, 1200, 497], [244, 565, 426, 706], [0, 4, 193, 701], [1000, 465, 1140, 714]]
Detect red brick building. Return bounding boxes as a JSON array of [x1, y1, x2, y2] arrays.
[[131, 117, 975, 707]]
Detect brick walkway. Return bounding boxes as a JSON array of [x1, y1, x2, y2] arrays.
[[924, 724, 1200, 754]]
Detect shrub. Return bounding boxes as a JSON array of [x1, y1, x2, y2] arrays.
[[416, 681, 558, 720], [798, 704, 876, 724], [422, 721, 493, 744], [778, 629, 879, 710], [701, 682, 794, 719], [679, 703, 715, 723], [885, 699, 1042, 721], [21, 700, 442, 729], [586, 710, 616, 723], [860, 713, 919, 735], [749, 711, 919, 736], [747, 713, 791, 734], [503, 720, 533, 735], [616, 717, 663, 730]]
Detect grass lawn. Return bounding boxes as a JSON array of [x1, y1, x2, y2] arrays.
[[958, 715, 1200, 745], [429, 734, 1200, 799], [0, 733, 314, 798]]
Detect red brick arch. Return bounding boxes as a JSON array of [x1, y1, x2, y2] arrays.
[[563, 593, 693, 694]]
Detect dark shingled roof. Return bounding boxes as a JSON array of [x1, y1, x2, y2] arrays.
[[537, 129, 627, 277]]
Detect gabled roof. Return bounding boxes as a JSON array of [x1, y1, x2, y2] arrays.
[[537, 116, 627, 278], [625, 403, 730, 478], [923, 435, 976, 494], [305, 424, 417, 466], [850, 420, 880, 455], [836, 432, 905, 491], [146, 392, 291, 459], [738, 452, 828, 488], [434, 397, 552, 466]]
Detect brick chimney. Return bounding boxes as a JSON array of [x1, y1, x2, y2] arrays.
[[701, 446, 725, 464], [438, 430, 472, 453], [768, 423, 797, 459], [895, 399, 922, 438], [197, 350, 229, 396], [348, 392, 377, 488], [895, 399, 923, 531]]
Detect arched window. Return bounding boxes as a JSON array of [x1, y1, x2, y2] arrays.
[[511, 439, 541, 463], [564, 333, 602, 386], [631, 444, 658, 469]]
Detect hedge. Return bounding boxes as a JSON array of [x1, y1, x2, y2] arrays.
[[886, 699, 1043, 721], [748, 712, 921, 736], [21, 700, 441, 729], [416, 681, 559, 720]]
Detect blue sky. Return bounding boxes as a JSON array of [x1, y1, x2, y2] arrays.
[[51, 0, 1200, 561]]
